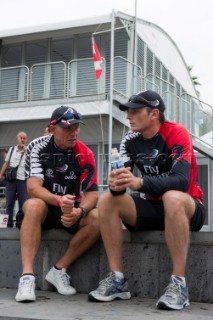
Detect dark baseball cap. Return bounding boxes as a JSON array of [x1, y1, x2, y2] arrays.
[[50, 106, 85, 128], [119, 90, 165, 112]]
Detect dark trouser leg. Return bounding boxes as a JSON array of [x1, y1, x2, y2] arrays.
[[16, 179, 28, 208], [6, 180, 17, 226]]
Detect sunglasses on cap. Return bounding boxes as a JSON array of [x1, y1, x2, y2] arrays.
[[50, 110, 82, 125], [128, 95, 160, 107]]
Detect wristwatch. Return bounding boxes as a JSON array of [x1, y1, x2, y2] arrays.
[[79, 206, 87, 218], [137, 178, 143, 192]]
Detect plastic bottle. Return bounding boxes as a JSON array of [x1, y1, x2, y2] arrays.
[[110, 148, 124, 170]]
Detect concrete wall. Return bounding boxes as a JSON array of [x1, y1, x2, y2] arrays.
[[0, 228, 213, 303]]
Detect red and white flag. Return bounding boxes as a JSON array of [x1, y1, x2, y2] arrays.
[[92, 37, 102, 80]]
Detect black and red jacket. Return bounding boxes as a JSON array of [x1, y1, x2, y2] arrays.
[[25, 135, 98, 204], [120, 121, 203, 202]]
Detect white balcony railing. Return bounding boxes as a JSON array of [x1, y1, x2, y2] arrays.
[[0, 58, 213, 151]]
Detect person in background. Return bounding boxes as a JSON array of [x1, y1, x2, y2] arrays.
[[43, 125, 51, 136], [88, 90, 205, 311], [0, 132, 28, 227], [15, 106, 100, 303]]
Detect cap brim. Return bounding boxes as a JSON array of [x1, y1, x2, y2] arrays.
[[119, 102, 146, 111], [57, 119, 85, 128]]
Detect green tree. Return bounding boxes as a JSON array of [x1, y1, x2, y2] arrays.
[[199, 116, 212, 136], [188, 65, 201, 86]]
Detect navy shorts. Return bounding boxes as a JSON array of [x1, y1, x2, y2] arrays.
[[17, 206, 81, 234], [42, 206, 81, 234], [123, 196, 205, 232]]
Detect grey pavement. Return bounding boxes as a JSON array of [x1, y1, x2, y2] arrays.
[[0, 289, 213, 320]]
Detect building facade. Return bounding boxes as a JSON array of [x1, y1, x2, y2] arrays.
[[0, 11, 212, 229]]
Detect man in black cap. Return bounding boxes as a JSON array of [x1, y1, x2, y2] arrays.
[[89, 90, 205, 310], [16, 106, 100, 302]]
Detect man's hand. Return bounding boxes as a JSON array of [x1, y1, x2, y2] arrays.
[[109, 167, 142, 191], [59, 195, 82, 228], [61, 207, 82, 228], [60, 194, 75, 215]]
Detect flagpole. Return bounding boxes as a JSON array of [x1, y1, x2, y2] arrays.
[[134, 0, 138, 64], [133, 0, 138, 90], [108, 9, 115, 180]]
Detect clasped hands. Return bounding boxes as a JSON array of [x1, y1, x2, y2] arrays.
[[109, 167, 142, 192], [59, 195, 82, 228]]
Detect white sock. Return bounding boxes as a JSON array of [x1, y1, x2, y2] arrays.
[[21, 274, 35, 280], [113, 271, 124, 280], [172, 275, 186, 286], [54, 266, 63, 272]]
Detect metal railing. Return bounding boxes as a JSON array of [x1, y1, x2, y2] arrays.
[[68, 58, 105, 97], [114, 56, 143, 98], [30, 61, 67, 101], [0, 66, 29, 103], [0, 57, 212, 151]]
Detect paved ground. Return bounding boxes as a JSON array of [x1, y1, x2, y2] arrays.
[[0, 288, 213, 320]]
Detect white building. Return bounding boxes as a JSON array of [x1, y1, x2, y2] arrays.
[[0, 11, 212, 229]]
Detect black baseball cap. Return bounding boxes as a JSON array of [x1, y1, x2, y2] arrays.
[[50, 106, 85, 128], [119, 90, 165, 112]]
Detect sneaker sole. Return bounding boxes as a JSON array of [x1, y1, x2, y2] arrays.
[[15, 294, 36, 302], [88, 292, 131, 302], [156, 299, 190, 310], [45, 274, 76, 295]]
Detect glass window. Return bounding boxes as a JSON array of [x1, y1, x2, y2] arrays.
[[1, 45, 22, 67], [51, 39, 74, 63], [25, 41, 48, 67]]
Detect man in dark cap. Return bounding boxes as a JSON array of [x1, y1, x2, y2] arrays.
[[89, 90, 205, 311], [16, 106, 100, 302]]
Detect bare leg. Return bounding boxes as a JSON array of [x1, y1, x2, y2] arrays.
[[56, 208, 100, 269], [163, 190, 196, 276], [20, 198, 48, 274], [97, 192, 137, 272]]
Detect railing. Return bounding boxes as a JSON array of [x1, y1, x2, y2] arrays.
[[0, 187, 6, 211], [179, 95, 212, 152], [0, 59, 106, 103], [68, 58, 105, 97], [0, 58, 213, 150], [0, 66, 29, 103], [114, 56, 143, 98], [30, 62, 67, 100]]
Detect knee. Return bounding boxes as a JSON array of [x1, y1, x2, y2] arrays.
[[97, 192, 113, 211], [23, 198, 47, 221], [98, 192, 126, 220], [162, 190, 185, 218], [162, 190, 181, 205]]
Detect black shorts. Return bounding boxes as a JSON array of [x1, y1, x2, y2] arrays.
[[123, 196, 205, 232], [17, 206, 81, 234], [42, 206, 81, 234]]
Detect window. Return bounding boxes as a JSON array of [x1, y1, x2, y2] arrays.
[[1, 45, 22, 67]]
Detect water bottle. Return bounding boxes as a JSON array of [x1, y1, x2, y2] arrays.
[[110, 148, 124, 170]]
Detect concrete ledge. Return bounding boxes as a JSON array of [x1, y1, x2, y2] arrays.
[[0, 228, 213, 303], [2, 228, 213, 244]]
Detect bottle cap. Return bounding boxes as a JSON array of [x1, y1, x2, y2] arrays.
[[111, 148, 118, 155]]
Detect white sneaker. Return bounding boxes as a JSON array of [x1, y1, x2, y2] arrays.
[[15, 275, 36, 302], [45, 267, 76, 295], [156, 276, 189, 310]]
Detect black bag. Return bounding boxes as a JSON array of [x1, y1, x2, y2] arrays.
[[4, 166, 18, 181], [4, 147, 24, 181]]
